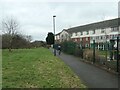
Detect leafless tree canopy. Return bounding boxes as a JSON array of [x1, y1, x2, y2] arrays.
[[26, 35, 32, 42], [2, 17, 19, 35], [2, 17, 20, 51], [1, 17, 46, 50]]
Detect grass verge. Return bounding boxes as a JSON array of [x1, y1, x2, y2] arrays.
[[2, 48, 86, 88]]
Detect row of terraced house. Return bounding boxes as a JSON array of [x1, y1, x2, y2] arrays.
[[55, 18, 120, 50]]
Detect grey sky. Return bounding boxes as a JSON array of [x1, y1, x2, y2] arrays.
[[0, 0, 119, 41]]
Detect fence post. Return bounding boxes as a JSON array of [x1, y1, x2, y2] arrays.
[[105, 41, 108, 61], [117, 36, 119, 72], [110, 39, 115, 60], [93, 40, 95, 63]]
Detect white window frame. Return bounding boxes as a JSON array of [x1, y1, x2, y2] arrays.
[[86, 31, 89, 35], [81, 32, 83, 35], [80, 38, 82, 41], [93, 30, 95, 34], [86, 37, 88, 41]]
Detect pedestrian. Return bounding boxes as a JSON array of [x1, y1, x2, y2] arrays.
[[57, 45, 61, 55]]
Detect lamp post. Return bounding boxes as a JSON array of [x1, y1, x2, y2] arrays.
[[116, 36, 119, 72], [93, 38, 95, 64], [53, 15, 56, 56]]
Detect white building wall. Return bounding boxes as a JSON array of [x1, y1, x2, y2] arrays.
[[105, 28, 111, 34], [77, 32, 80, 36], [95, 29, 101, 36], [72, 33, 76, 37], [89, 30, 94, 35], [71, 32, 80, 38], [83, 31, 86, 36], [89, 28, 112, 43], [59, 30, 69, 42], [58, 19, 119, 50]]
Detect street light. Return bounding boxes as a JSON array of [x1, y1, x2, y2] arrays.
[[93, 37, 95, 64], [116, 36, 119, 72], [53, 15, 56, 56]]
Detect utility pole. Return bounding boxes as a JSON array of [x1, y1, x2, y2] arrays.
[[53, 15, 56, 56]]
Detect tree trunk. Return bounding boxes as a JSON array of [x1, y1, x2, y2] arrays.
[[9, 39, 12, 52], [9, 48, 12, 52]]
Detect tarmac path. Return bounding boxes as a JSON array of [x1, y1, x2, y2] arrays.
[[56, 52, 119, 88]]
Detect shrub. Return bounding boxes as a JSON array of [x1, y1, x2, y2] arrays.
[[61, 41, 76, 55], [83, 49, 99, 62], [106, 61, 117, 71], [74, 47, 83, 58], [97, 55, 106, 65]]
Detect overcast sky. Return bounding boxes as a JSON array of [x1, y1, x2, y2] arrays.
[[0, 0, 119, 41]]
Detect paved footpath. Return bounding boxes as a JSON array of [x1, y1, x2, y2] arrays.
[[56, 52, 119, 88]]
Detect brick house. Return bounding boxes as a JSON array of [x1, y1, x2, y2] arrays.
[[55, 18, 120, 50]]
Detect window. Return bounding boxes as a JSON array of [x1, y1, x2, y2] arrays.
[[106, 35, 108, 39], [104, 36, 106, 39], [101, 29, 105, 33], [115, 35, 117, 38], [65, 34, 67, 38], [93, 30, 95, 34], [72, 33, 74, 36], [111, 27, 118, 32], [96, 36, 99, 40], [90, 37, 93, 40], [112, 35, 117, 39], [110, 35, 112, 39], [86, 31, 89, 35], [72, 33, 77, 36], [85, 44, 89, 47], [75, 33, 77, 36], [86, 37, 88, 41], [75, 39, 77, 42], [80, 38, 82, 41], [81, 32, 83, 35], [112, 35, 114, 39], [99, 36, 103, 40], [77, 32, 80, 36]]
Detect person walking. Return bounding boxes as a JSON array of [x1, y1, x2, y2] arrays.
[[57, 45, 61, 55]]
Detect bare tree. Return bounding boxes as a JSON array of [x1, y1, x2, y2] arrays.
[[25, 35, 32, 48], [2, 17, 20, 51], [26, 35, 32, 42]]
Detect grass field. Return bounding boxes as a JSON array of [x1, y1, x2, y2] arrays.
[[98, 50, 109, 56], [2, 48, 86, 88]]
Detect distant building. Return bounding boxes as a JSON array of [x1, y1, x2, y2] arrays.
[[55, 18, 120, 50], [55, 29, 70, 43]]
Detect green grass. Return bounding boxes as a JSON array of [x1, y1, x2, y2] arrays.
[[97, 50, 109, 56], [2, 48, 86, 88]]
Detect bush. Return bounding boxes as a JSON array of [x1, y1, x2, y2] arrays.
[[83, 49, 99, 62], [95, 55, 106, 65], [74, 47, 83, 58], [61, 41, 76, 55], [106, 61, 117, 71]]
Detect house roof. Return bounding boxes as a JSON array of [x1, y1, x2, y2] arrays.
[[55, 32, 61, 36], [67, 18, 119, 33], [55, 29, 67, 36]]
